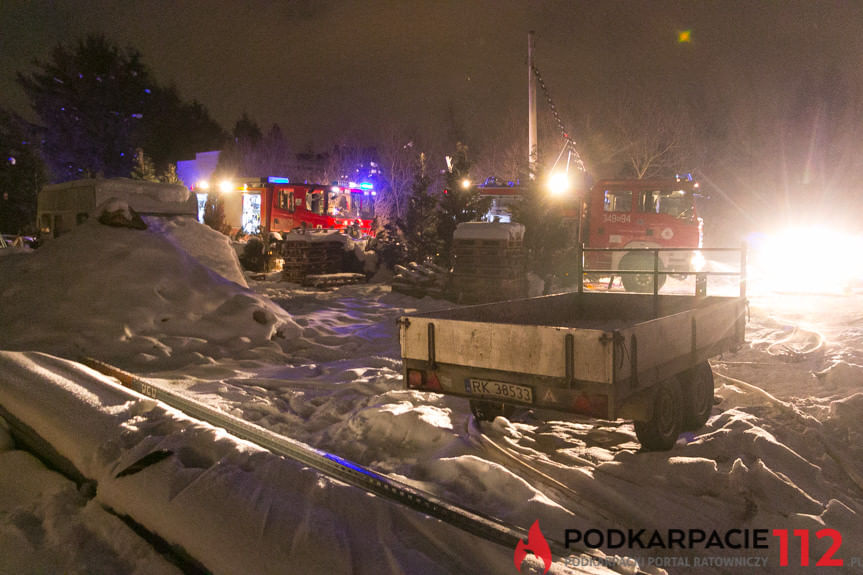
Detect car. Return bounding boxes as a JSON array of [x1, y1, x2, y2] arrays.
[[0, 234, 38, 249]]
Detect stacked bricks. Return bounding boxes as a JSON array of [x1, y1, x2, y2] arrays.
[[450, 222, 528, 304], [280, 238, 344, 284]]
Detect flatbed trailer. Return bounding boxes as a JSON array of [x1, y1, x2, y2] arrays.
[[399, 291, 746, 450]]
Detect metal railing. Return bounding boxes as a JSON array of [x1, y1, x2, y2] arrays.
[[576, 244, 748, 298]]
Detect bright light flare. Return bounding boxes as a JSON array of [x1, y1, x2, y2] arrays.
[[197, 180, 210, 191], [547, 172, 571, 197], [218, 179, 234, 193], [747, 227, 863, 294], [460, 178, 471, 190], [691, 250, 706, 273]]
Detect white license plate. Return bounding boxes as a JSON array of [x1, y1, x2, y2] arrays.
[[465, 378, 533, 404]]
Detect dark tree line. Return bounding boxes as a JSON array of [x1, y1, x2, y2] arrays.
[[0, 108, 47, 234], [16, 34, 225, 182]]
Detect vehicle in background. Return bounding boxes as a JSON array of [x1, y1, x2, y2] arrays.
[[0, 234, 38, 249], [477, 175, 704, 292], [582, 177, 703, 292], [37, 178, 197, 240], [197, 177, 376, 238]]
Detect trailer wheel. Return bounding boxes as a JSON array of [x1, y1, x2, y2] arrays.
[[470, 400, 515, 422], [681, 362, 715, 431], [634, 378, 683, 451], [620, 253, 666, 293]]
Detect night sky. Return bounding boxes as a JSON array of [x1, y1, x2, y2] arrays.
[[3, 1, 863, 154]]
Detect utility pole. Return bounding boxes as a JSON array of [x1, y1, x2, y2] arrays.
[[528, 31, 537, 178]]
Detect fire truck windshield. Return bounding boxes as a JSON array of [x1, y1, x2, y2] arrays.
[[638, 189, 694, 219], [327, 190, 375, 220]]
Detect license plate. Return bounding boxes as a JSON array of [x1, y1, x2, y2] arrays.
[[465, 378, 534, 404]]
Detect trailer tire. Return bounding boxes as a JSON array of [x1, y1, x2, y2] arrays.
[[634, 378, 683, 451], [470, 400, 515, 422], [620, 253, 666, 293], [681, 362, 714, 431]]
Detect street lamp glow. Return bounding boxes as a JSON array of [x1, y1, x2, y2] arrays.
[[547, 172, 571, 196], [218, 179, 234, 193], [460, 178, 471, 190]]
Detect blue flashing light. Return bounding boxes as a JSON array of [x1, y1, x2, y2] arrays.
[[323, 453, 383, 480], [268, 176, 290, 184]]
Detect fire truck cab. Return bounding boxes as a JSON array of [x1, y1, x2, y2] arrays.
[[583, 177, 703, 291]]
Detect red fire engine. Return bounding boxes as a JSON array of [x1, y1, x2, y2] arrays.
[[202, 177, 376, 237], [478, 176, 703, 291], [583, 177, 702, 290]]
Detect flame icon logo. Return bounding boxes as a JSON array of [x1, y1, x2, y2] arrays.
[[514, 520, 552, 573]]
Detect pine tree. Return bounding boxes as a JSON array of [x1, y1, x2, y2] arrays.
[[159, 163, 181, 184], [17, 34, 224, 181], [130, 147, 158, 181], [397, 152, 438, 263], [509, 178, 571, 284], [436, 142, 490, 266], [0, 108, 46, 234]]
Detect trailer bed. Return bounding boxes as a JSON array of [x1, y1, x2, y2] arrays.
[[400, 292, 746, 434]]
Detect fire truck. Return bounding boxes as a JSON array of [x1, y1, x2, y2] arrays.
[[582, 177, 703, 291], [200, 177, 376, 237], [478, 176, 703, 291]]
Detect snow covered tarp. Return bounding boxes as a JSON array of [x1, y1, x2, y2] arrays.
[[38, 177, 196, 219], [0, 351, 585, 575]]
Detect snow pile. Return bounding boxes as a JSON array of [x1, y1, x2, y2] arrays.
[[4, 231, 863, 574], [0, 351, 539, 575], [0, 216, 301, 369], [0, 411, 181, 574], [148, 216, 248, 287]]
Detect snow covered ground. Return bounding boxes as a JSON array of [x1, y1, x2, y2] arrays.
[[1, 214, 862, 574]]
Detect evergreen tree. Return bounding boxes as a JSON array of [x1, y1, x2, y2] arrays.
[[509, 178, 571, 284], [215, 114, 295, 178], [397, 152, 438, 263], [130, 147, 157, 181], [17, 34, 224, 182], [436, 142, 490, 266], [0, 107, 46, 234], [159, 163, 181, 184], [139, 86, 225, 173]]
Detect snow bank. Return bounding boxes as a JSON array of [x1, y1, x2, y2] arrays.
[[147, 216, 248, 287], [0, 217, 301, 369], [0, 351, 548, 575], [0, 404, 180, 575], [0, 449, 183, 575]]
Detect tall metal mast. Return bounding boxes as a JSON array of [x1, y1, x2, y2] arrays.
[[528, 31, 537, 178]]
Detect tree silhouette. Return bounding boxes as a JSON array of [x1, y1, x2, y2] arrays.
[[17, 34, 224, 182]]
